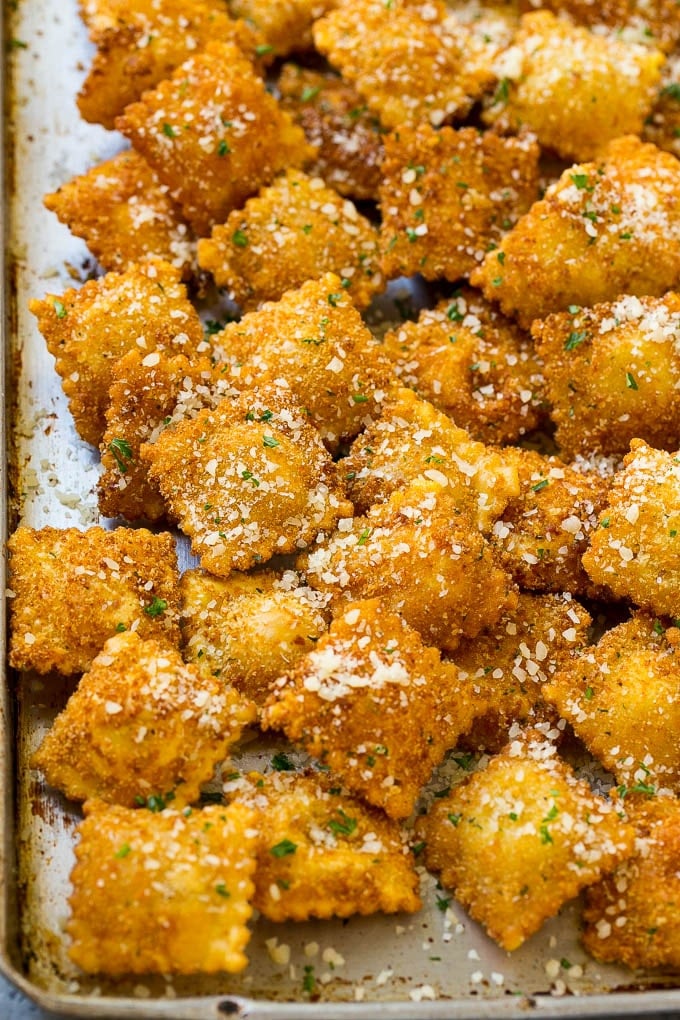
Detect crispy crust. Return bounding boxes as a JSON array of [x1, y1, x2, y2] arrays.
[[8, 526, 180, 676], [544, 613, 680, 792], [382, 289, 545, 443], [229, 770, 421, 920], [419, 730, 635, 950], [180, 568, 331, 705], [379, 126, 540, 284], [141, 384, 352, 576], [116, 41, 314, 235], [583, 439, 680, 614], [32, 631, 255, 806], [67, 800, 259, 974], [262, 598, 462, 819], [29, 259, 204, 447]]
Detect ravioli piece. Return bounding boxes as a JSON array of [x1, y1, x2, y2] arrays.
[[141, 384, 352, 576], [29, 259, 204, 447], [8, 526, 180, 676], [262, 599, 465, 819], [229, 770, 421, 920], [116, 41, 313, 235], [67, 800, 259, 974], [419, 730, 635, 950], [32, 632, 255, 806]]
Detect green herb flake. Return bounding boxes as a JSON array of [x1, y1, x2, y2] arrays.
[[162, 123, 177, 138], [585, 686, 594, 700], [301, 85, 321, 102], [270, 838, 298, 858], [626, 371, 639, 390], [53, 299, 67, 319], [352, 393, 369, 403], [303, 965, 316, 994], [262, 434, 280, 449], [216, 139, 231, 157], [412, 840, 426, 855], [327, 292, 343, 306], [531, 478, 549, 492], [357, 527, 372, 546], [565, 330, 587, 351], [108, 437, 134, 474], [215, 882, 230, 898], [436, 894, 451, 912], [232, 229, 249, 248], [144, 596, 168, 618], [255, 43, 274, 56], [447, 812, 462, 827], [570, 173, 593, 191], [327, 808, 357, 837], [241, 469, 260, 487], [115, 843, 132, 858], [271, 751, 295, 772]]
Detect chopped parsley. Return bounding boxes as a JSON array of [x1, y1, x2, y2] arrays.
[[232, 229, 248, 248], [564, 330, 587, 351], [215, 883, 230, 898], [301, 85, 321, 102], [162, 123, 177, 138], [144, 596, 168, 617], [271, 752, 295, 771], [625, 371, 639, 390], [108, 437, 133, 474], [53, 299, 67, 318], [115, 843, 132, 858], [327, 808, 357, 837], [262, 434, 280, 448], [270, 839, 298, 858]]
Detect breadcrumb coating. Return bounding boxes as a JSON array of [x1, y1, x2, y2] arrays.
[[8, 526, 180, 676], [67, 800, 259, 974], [32, 631, 255, 806]]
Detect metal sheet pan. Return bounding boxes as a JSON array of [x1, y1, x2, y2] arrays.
[[2, 0, 680, 1015]]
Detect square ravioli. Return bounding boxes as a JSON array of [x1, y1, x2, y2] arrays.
[[379, 125, 540, 284], [299, 478, 516, 653], [490, 447, 612, 596], [582, 440, 680, 615], [381, 288, 545, 443], [67, 800, 259, 974], [29, 259, 205, 447], [544, 613, 680, 794], [8, 526, 180, 676], [78, 0, 263, 129], [116, 40, 313, 236], [32, 631, 255, 807], [227, 0, 335, 56], [419, 730, 635, 950], [228, 771, 421, 920], [278, 64, 384, 201], [180, 568, 331, 705], [313, 0, 493, 129], [141, 384, 352, 576], [471, 136, 680, 328], [453, 592, 591, 754], [197, 169, 382, 311], [342, 385, 520, 528], [43, 150, 197, 278], [533, 293, 680, 460], [484, 12, 663, 161], [99, 349, 215, 522], [262, 598, 460, 819], [583, 794, 680, 970], [211, 273, 393, 450]]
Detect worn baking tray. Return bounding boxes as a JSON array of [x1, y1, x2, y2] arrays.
[[2, 0, 680, 1016]]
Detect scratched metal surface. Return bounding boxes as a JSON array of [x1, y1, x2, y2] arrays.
[[2, 0, 680, 1017]]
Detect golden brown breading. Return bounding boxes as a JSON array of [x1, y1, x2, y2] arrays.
[[278, 65, 384, 201], [341, 385, 520, 529], [299, 478, 516, 653], [67, 800, 259, 974], [454, 593, 591, 753], [262, 599, 466, 819], [78, 0, 264, 129], [490, 447, 612, 596], [180, 568, 331, 705], [643, 55, 680, 158], [32, 631, 255, 806], [99, 350, 215, 521], [29, 259, 204, 447], [379, 126, 540, 284], [518, 0, 680, 53], [544, 614, 680, 793], [533, 293, 680, 460], [116, 41, 314, 236], [471, 137, 680, 328], [197, 169, 382, 311], [582, 440, 680, 614], [313, 0, 493, 130], [141, 385, 352, 577], [211, 273, 393, 450], [381, 289, 545, 443], [228, 771, 421, 920], [484, 12, 663, 161], [419, 730, 635, 950], [583, 794, 680, 969], [444, 0, 521, 64], [228, 0, 336, 56], [43, 150, 197, 278], [8, 526, 180, 676]]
